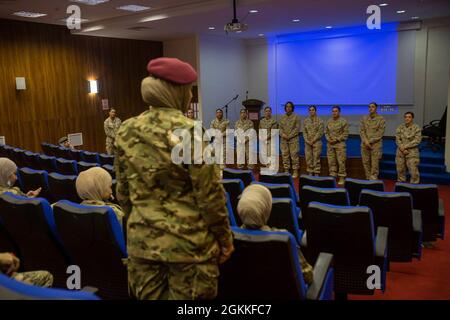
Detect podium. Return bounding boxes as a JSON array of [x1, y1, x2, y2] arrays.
[[242, 99, 265, 128]]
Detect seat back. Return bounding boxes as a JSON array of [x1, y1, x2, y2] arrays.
[[54, 147, 72, 160], [77, 161, 98, 173], [395, 183, 440, 241], [99, 153, 114, 166], [52, 201, 128, 299], [345, 178, 385, 206], [299, 175, 336, 190], [220, 179, 244, 225], [359, 190, 416, 261], [69, 149, 83, 162], [0, 193, 70, 288], [224, 192, 237, 226], [268, 198, 302, 243], [218, 227, 307, 300], [223, 168, 255, 188], [300, 186, 350, 229], [259, 173, 299, 202], [55, 158, 78, 176], [81, 151, 99, 164], [37, 155, 56, 172], [307, 202, 376, 294], [48, 173, 81, 203], [253, 182, 297, 206], [102, 164, 115, 179], [18, 168, 52, 202], [23, 151, 40, 170]]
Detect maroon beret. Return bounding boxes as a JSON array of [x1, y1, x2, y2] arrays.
[[147, 57, 197, 85]]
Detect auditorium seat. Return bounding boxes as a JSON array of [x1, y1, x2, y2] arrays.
[[0, 218, 19, 255], [0, 273, 100, 300], [37, 155, 56, 172], [99, 153, 114, 166], [69, 149, 83, 162], [48, 173, 81, 203], [55, 158, 78, 176], [23, 151, 41, 170], [225, 192, 237, 226], [54, 147, 72, 160], [41, 143, 56, 157], [299, 174, 336, 190], [359, 190, 422, 261], [102, 164, 115, 179], [305, 202, 388, 299], [52, 200, 128, 299], [0, 193, 70, 288], [345, 178, 385, 206], [11, 148, 25, 168], [259, 172, 299, 203], [269, 198, 303, 244], [220, 179, 244, 225], [223, 168, 255, 188], [394, 183, 445, 242], [252, 182, 299, 212], [18, 168, 53, 202], [81, 151, 99, 164], [300, 186, 350, 229], [77, 161, 98, 173], [218, 227, 334, 300]]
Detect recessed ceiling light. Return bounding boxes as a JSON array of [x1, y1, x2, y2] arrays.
[[411, 16, 420, 20], [117, 5, 151, 12], [258, 33, 264, 37], [82, 25, 104, 32], [70, 0, 110, 5], [325, 26, 333, 29], [249, 10, 259, 13], [208, 26, 215, 30], [397, 10, 406, 14], [13, 11, 47, 18], [292, 19, 300, 22], [139, 14, 169, 23], [379, 3, 389, 7]]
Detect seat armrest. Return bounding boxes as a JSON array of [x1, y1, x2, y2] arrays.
[[306, 252, 333, 300], [412, 209, 422, 233], [375, 226, 388, 258], [301, 231, 307, 248], [439, 199, 445, 217]]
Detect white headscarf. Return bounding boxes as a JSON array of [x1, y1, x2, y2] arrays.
[[237, 184, 273, 230], [0, 158, 17, 188], [76, 167, 112, 201]]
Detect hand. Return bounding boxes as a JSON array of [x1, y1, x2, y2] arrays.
[[399, 146, 405, 153], [329, 140, 336, 145], [219, 244, 234, 264], [0, 253, 20, 275], [281, 134, 288, 139], [26, 187, 42, 198], [403, 149, 409, 155]]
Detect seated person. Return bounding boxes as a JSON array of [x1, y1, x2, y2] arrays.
[[0, 252, 53, 287], [237, 184, 313, 285], [58, 136, 74, 149], [0, 158, 41, 197], [76, 167, 124, 224]]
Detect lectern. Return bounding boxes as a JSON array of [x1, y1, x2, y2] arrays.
[[242, 99, 265, 128]]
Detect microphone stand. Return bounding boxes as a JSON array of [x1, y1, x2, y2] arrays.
[[221, 95, 239, 119]]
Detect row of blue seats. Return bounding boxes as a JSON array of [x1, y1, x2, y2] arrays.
[[41, 142, 114, 165]]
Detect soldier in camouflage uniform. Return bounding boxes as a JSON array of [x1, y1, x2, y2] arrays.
[[104, 108, 122, 155], [325, 106, 349, 185], [360, 103, 386, 180], [210, 109, 229, 169], [259, 106, 278, 167], [303, 106, 324, 176], [280, 102, 301, 178], [1, 252, 53, 287], [114, 58, 233, 300], [235, 109, 255, 170], [0, 158, 41, 197], [395, 112, 422, 184]]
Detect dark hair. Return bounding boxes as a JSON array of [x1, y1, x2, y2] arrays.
[[332, 105, 341, 112], [216, 108, 223, 113], [308, 105, 317, 111], [264, 106, 272, 111], [369, 102, 378, 108], [404, 111, 414, 118], [240, 108, 247, 114], [284, 101, 294, 111]]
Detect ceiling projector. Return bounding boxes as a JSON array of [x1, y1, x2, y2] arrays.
[[224, 22, 248, 33]]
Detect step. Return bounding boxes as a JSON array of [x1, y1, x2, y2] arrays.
[[379, 169, 450, 185], [382, 152, 445, 165], [379, 160, 447, 174]]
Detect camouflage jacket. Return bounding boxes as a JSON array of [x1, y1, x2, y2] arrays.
[[210, 118, 229, 136], [303, 116, 324, 144], [280, 113, 301, 140], [0, 186, 25, 196], [81, 200, 125, 225], [395, 123, 422, 150], [259, 118, 278, 138], [325, 117, 349, 146], [104, 117, 122, 141], [360, 114, 386, 146], [235, 119, 254, 132], [115, 107, 233, 264]]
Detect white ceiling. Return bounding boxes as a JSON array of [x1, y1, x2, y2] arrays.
[[0, 0, 449, 41]]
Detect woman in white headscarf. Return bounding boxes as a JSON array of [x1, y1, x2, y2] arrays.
[[76, 167, 124, 225], [0, 158, 41, 197], [237, 184, 313, 285]]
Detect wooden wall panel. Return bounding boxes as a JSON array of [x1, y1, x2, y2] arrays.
[[0, 19, 163, 153]]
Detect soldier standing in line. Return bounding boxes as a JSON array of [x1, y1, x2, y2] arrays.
[[395, 112, 422, 184], [235, 109, 255, 169], [360, 102, 386, 180], [325, 106, 349, 185], [303, 106, 324, 176], [259, 106, 278, 167], [104, 108, 122, 155], [279, 102, 301, 178], [210, 109, 229, 169]]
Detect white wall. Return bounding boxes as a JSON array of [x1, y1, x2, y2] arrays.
[[197, 34, 248, 126]]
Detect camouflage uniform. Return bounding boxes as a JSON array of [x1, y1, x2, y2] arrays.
[[259, 117, 278, 164], [325, 118, 349, 178], [210, 118, 230, 169], [115, 107, 233, 300], [360, 114, 386, 180], [303, 116, 324, 175], [0, 186, 26, 196], [11, 271, 53, 287], [395, 123, 421, 184], [81, 200, 125, 226], [279, 113, 301, 171], [235, 118, 255, 169], [104, 117, 122, 155]]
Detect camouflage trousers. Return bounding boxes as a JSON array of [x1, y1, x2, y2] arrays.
[[236, 141, 254, 169], [396, 148, 420, 184], [327, 143, 347, 178], [361, 144, 382, 180], [106, 138, 116, 155], [12, 271, 54, 287], [127, 258, 219, 300], [305, 141, 322, 175], [281, 137, 300, 170]]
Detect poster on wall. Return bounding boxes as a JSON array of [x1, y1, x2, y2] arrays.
[[102, 99, 109, 110], [68, 133, 83, 147], [0, 136, 5, 146]]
